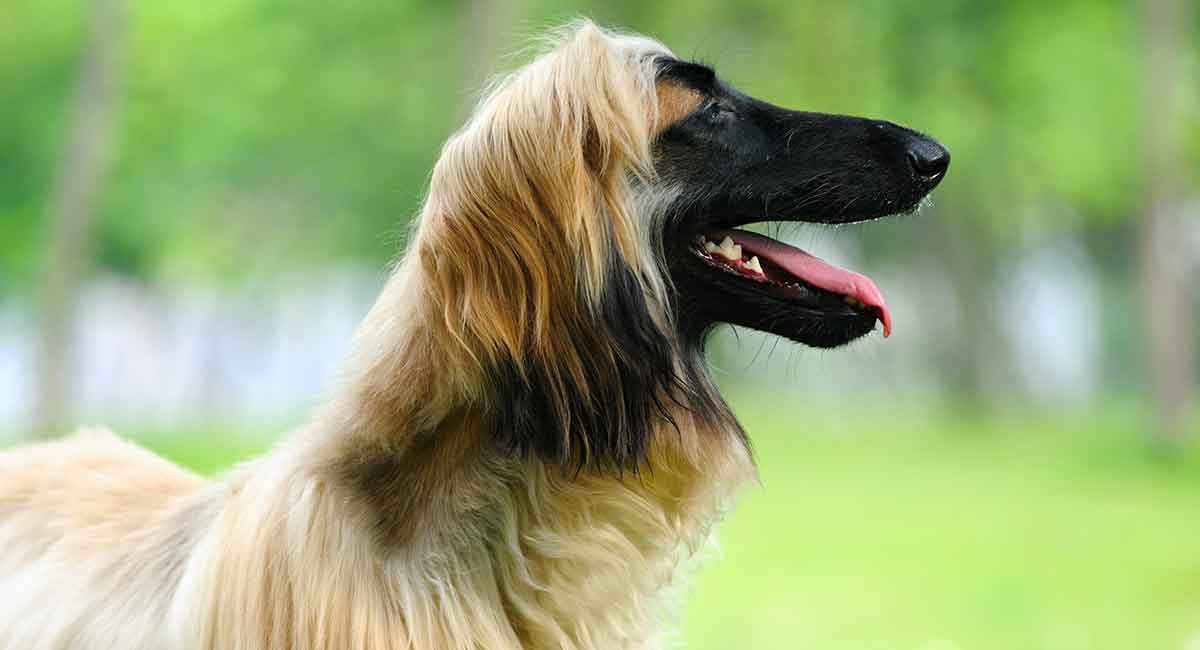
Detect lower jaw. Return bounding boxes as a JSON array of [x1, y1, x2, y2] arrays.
[[687, 316, 876, 349], [674, 286, 879, 349]]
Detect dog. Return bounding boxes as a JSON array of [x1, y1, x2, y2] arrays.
[[0, 21, 947, 650]]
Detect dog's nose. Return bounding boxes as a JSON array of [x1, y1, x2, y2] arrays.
[[903, 134, 950, 183]]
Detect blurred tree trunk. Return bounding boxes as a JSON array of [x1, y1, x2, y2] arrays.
[[34, 0, 125, 438], [458, 0, 516, 118], [926, 203, 1007, 407], [1140, 0, 1195, 443]]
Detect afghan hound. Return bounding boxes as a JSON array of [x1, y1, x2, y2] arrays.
[[0, 21, 949, 650]]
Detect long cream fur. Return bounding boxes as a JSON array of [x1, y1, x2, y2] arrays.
[[0, 22, 754, 650]]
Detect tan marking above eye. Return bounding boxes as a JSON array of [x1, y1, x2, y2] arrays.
[[654, 80, 704, 133]]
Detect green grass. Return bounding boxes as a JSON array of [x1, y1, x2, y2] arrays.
[[131, 400, 1200, 649], [680, 399, 1200, 650]]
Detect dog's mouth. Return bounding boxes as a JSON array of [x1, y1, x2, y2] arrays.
[[670, 220, 893, 349], [693, 228, 891, 337]]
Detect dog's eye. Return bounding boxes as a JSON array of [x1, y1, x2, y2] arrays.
[[704, 101, 735, 121]]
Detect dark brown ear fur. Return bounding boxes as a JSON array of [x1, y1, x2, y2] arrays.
[[487, 238, 685, 473]]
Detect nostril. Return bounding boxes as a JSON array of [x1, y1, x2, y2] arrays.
[[907, 142, 950, 180], [906, 151, 923, 171]]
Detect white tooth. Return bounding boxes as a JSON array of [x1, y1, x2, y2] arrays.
[[704, 241, 720, 253], [719, 236, 740, 260], [746, 256, 763, 273]]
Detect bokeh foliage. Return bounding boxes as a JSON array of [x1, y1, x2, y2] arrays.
[[2, 0, 1195, 292]]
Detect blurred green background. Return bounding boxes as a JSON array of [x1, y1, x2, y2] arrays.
[[2, 1, 1198, 648]]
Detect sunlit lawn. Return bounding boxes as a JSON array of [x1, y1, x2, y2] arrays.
[[132, 399, 1200, 650]]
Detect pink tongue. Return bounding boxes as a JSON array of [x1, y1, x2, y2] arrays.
[[711, 228, 893, 337]]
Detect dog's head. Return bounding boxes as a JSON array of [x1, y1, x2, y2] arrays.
[[652, 59, 947, 349], [412, 23, 947, 470]]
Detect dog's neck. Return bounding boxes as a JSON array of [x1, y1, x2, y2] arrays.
[[281, 254, 755, 647]]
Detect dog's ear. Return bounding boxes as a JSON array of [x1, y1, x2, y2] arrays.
[[483, 234, 682, 474], [415, 23, 679, 472]]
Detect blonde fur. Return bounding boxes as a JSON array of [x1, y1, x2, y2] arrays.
[[0, 22, 753, 650]]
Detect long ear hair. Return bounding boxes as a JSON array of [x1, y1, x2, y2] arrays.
[[413, 22, 681, 472]]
